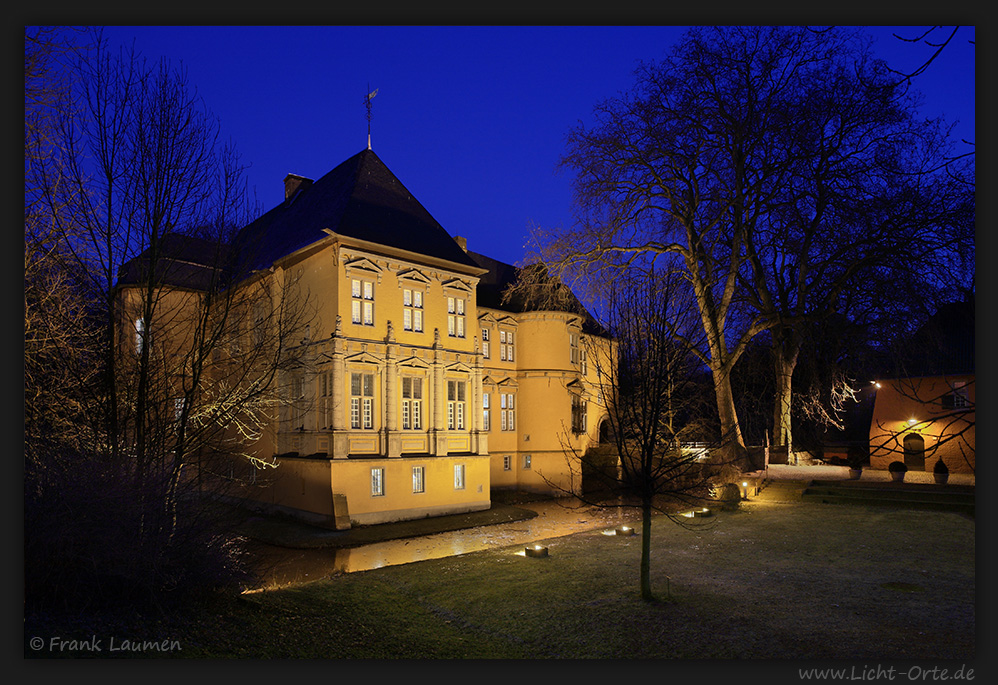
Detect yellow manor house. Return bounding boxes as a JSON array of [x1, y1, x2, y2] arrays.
[[116, 149, 611, 529]]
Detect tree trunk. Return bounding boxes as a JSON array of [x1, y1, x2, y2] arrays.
[[771, 337, 800, 453], [711, 363, 745, 454], [640, 497, 653, 601]]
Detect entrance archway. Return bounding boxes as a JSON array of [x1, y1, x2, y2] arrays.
[[903, 433, 926, 471]]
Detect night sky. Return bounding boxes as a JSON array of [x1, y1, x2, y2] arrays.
[[97, 25, 976, 268]]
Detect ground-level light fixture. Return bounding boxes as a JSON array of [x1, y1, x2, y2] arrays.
[[681, 508, 713, 519], [908, 418, 919, 427], [524, 544, 549, 558], [614, 525, 635, 536]]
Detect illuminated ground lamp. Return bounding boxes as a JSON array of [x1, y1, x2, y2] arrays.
[[614, 525, 635, 536], [741, 481, 750, 500], [908, 418, 919, 427], [525, 544, 549, 558], [692, 507, 713, 518]]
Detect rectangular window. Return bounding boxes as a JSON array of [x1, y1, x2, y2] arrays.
[[454, 463, 465, 490], [134, 317, 146, 354], [482, 392, 491, 431], [503, 455, 511, 471], [401, 376, 423, 430], [252, 304, 267, 347], [371, 467, 384, 496], [571, 333, 587, 375], [447, 380, 467, 430], [571, 395, 587, 434], [351, 278, 375, 326], [319, 370, 333, 428], [290, 374, 305, 428], [351, 372, 375, 429], [500, 392, 515, 431], [953, 381, 969, 408], [448, 296, 466, 338], [403, 288, 424, 332], [412, 466, 425, 494], [523, 454, 531, 470], [500, 329, 514, 362], [481, 327, 490, 359]]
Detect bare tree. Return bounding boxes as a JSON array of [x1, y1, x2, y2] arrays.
[[538, 264, 742, 602], [532, 26, 973, 461], [25, 27, 315, 608]]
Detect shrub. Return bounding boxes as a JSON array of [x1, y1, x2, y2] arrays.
[[25, 449, 253, 615], [713, 482, 742, 510], [934, 459, 949, 474], [888, 461, 908, 473]]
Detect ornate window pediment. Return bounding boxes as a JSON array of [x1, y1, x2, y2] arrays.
[[397, 267, 432, 288], [441, 278, 474, 295], [344, 350, 382, 366], [344, 256, 384, 281], [444, 360, 474, 374], [398, 355, 431, 370]]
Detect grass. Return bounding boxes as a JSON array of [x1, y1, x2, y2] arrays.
[[23, 500, 975, 660]]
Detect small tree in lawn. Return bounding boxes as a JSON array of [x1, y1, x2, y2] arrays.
[[579, 262, 741, 602]]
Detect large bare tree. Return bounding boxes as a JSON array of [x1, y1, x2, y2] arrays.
[[25, 27, 314, 608], [531, 26, 973, 459]]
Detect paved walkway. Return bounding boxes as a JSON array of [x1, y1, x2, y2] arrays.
[[759, 463, 976, 485]]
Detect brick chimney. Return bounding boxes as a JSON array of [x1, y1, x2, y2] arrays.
[[284, 173, 313, 200]]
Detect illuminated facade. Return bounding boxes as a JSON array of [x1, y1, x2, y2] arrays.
[[868, 375, 976, 474], [119, 149, 610, 528]]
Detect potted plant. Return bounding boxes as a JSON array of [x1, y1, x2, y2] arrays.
[[847, 447, 864, 480], [933, 459, 949, 484], [888, 460, 908, 482]]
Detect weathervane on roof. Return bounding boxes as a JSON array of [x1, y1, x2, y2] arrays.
[[365, 84, 378, 150]]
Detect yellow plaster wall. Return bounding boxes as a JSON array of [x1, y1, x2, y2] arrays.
[[330, 454, 491, 525]]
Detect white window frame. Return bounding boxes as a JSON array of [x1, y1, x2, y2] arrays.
[[371, 467, 385, 497], [447, 380, 467, 430], [134, 317, 146, 355], [500, 329, 514, 362], [482, 392, 491, 431], [500, 392, 515, 431], [503, 455, 511, 471], [351, 278, 375, 326], [403, 288, 424, 332], [319, 370, 334, 429], [952, 381, 970, 409], [481, 327, 490, 359], [350, 372, 375, 430], [454, 463, 465, 490], [523, 454, 532, 470], [571, 394, 587, 434], [401, 376, 423, 430], [447, 296, 466, 338], [412, 466, 425, 494]]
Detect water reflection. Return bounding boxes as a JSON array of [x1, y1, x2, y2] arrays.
[[246, 498, 631, 589]]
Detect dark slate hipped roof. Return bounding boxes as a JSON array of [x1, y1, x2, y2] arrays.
[[116, 233, 227, 290], [232, 149, 480, 275]]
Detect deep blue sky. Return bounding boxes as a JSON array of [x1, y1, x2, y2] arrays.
[[98, 25, 976, 268]]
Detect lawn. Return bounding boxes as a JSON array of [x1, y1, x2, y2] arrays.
[[24, 500, 975, 661]]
